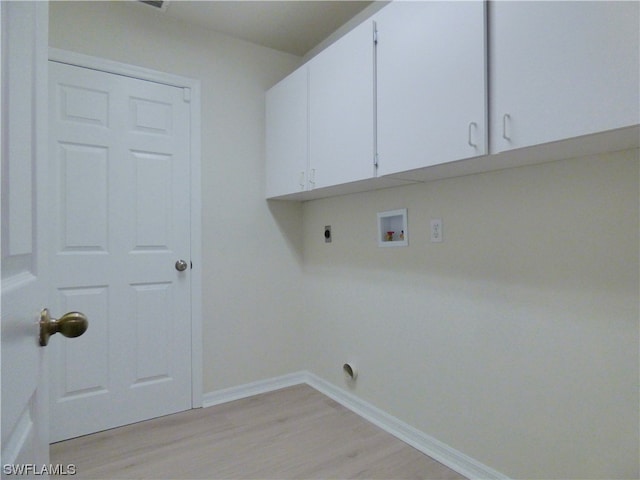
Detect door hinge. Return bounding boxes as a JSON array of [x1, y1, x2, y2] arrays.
[[183, 87, 191, 103], [373, 27, 378, 45], [374, 153, 379, 168]]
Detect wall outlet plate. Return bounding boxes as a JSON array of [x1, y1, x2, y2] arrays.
[[324, 225, 332, 243], [430, 218, 443, 243]]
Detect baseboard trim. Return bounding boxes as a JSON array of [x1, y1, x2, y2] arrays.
[[202, 372, 307, 408], [304, 372, 509, 480], [202, 371, 509, 480]]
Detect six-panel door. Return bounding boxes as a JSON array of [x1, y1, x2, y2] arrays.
[[48, 62, 193, 442]]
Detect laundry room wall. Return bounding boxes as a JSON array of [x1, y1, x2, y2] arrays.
[[301, 149, 640, 479]]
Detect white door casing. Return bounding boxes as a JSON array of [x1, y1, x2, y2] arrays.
[[1, 1, 51, 471], [48, 56, 202, 442]]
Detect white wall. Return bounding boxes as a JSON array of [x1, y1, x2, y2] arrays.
[[49, 1, 306, 393], [301, 149, 639, 479]]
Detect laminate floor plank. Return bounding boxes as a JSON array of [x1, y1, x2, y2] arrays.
[[51, 384, 467, 479]]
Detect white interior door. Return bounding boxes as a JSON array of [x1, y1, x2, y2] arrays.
[[48, 62, 192, 442], [1, 1, 51, 471]]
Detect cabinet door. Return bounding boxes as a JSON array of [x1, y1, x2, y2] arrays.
[[265, 65, 308, 198], [309, 20, 375, 190], [490, 1, 640, 153], [376, 0, 487, 177]]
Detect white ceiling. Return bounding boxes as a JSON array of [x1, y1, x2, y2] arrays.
[[140, 1, 376, 57]]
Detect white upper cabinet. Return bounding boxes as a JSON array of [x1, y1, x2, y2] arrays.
[[265, 65, 308, 198], [265, 0, 640, 200], [308, 19, 376, 190], [375, 0, 487, 177], [489, 1, 640, 153]]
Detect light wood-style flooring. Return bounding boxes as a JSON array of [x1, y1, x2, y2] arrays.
[[51, 384, 466, 479]]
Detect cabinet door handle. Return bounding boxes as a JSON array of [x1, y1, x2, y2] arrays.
[[299, 171, 305, 190], [502, 113, 511, 140], [309, 168, 316, 189], [468, 122, 477, 148]]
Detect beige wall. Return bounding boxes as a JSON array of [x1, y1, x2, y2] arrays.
[[302, 149, 639, 479], [49, 1, 306, 392], [50, 3, 639, 478]]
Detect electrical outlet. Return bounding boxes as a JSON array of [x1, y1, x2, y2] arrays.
[[430, 219, 443, 243], [324, 225, 332, 243]]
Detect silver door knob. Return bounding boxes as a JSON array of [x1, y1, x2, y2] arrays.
[[175, 259, 188, 272]]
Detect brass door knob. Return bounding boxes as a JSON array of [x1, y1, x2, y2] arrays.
[[39, 308, 88, 347]]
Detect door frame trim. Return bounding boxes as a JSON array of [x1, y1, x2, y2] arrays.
[[48, 47, 203, 408]]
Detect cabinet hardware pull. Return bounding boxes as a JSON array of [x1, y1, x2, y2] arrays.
[[502, 113, 511, 140], [309, 168, 316, 189], [468, 122, 477, 148], [299, 171, 305, 190]]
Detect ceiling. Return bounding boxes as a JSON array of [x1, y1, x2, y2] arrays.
[[139, 1, 376, 57]]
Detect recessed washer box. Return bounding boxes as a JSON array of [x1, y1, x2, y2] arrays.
[[377, 209, 408, 247]]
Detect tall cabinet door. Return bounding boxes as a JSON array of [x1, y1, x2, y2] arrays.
[[309, 19, 375, 190], [376, 0, 487, 177], [490, 1, 640, 153], [265, 65, 308, 198]]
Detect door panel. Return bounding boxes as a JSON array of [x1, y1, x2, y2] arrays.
[[48, 62, 192, 442], [131, 151, 172, 249], [55, 286, 109, 399], [1, 1, 50, 469], [59, 143, 109, 251]]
